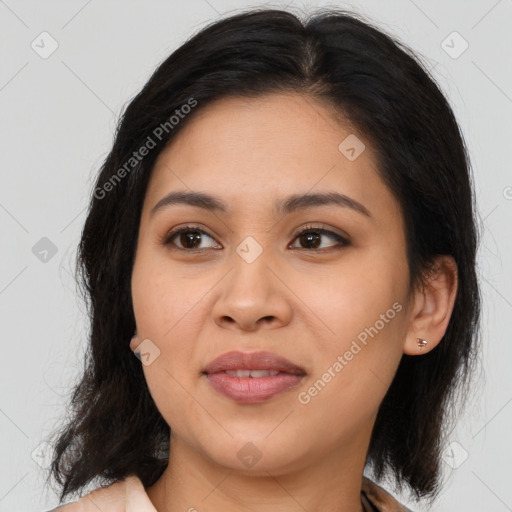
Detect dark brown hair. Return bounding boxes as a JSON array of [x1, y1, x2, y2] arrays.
[[46, 7, 481, 507]]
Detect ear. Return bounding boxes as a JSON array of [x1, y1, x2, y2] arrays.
[[130, 331, 141, 352], [403, 255, 458, 356]]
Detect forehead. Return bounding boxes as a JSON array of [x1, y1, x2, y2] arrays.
[[143, 93, 400, 223]]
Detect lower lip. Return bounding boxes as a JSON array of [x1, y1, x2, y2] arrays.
[[205, 372, 305, 403]]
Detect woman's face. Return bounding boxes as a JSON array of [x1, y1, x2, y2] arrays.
[[131, 93, 416, 474]]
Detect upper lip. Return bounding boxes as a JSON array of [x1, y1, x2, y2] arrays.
[[203, 350, 306, 375]]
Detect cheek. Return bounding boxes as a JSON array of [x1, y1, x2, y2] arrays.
[[301, 253, 406, 340], [296, 298, 406, 442], [131, 249, 209, 401], [131, 247, 203, 338], [297, 255, 408, 400]]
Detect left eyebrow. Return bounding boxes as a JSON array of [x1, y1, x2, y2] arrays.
[[277, 191, 372, 218], [150, 190, 372, 219]]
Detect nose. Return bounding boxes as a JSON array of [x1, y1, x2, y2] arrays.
[[211, 251, 293, 332]]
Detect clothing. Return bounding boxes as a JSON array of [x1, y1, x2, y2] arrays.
[[361, 477, 413, 511], [46, 474, 413, 512]]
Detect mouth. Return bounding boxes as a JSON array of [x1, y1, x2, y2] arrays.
[[202, 350, 306, 403], [203, 350, 306, 375]]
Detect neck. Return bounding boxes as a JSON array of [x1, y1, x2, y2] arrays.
[[146, 431, 370, 512]]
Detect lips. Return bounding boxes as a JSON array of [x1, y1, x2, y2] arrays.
[[202, 350, 306, 403], [203, 350, 306, 376]]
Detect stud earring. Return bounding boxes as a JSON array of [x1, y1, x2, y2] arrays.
[[416, 337, 428, 349]]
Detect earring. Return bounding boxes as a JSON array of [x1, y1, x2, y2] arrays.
[[416, 337, 428, 349]]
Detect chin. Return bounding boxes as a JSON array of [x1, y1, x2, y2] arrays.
[[196, 434, 307, 475]]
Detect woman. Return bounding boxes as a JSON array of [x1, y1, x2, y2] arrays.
[[45, 7, 481, 512]]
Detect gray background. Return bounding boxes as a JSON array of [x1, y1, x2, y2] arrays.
[[1, 0, 511, 511]]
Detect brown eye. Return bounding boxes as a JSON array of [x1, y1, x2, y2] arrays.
[[163, 226, 220, 250], [290, 226, 349, 251]]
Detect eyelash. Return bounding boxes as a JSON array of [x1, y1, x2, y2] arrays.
[[162, 224, 349, 252]]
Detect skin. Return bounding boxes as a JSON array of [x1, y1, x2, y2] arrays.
[[129, 93, 458, 512]]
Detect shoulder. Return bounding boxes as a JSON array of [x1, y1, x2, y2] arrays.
[[47, 475, 156, 512], [361, 476, 414, 512]]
